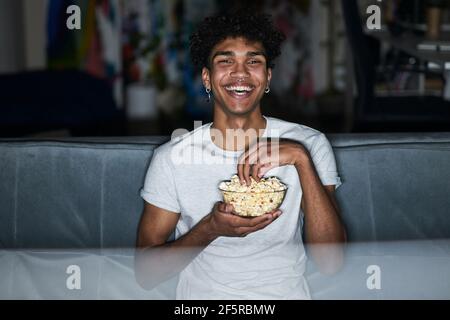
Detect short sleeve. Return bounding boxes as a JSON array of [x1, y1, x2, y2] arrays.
[[140, 146, 181, 213], [310, 133, 342, 189]]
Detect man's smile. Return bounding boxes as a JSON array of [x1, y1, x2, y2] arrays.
[[224, 82, 255, 99]]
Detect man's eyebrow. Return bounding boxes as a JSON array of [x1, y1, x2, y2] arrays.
[[211, 51, 266, 60], [212, 51, 234, 60], [247, 51, 266, 57]]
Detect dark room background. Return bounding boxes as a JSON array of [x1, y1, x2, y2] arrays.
[[1, 0, 450, 137]]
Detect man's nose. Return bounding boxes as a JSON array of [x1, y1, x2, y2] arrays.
[[230, 62, 250, 79]]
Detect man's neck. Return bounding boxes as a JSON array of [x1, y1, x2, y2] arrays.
[[210, 108, 267, 151]]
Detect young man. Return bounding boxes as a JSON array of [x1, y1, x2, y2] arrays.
[[135, 12, 346, 299]]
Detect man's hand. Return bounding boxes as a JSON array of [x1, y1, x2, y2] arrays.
[[237, 138, 310, 185], [204, 202, 281, 239]]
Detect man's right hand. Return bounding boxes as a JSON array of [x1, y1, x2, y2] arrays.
[[203, 201, 282, 239]]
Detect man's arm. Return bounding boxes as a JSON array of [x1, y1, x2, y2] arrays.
[[237, 138, 346, 275], [135, 202, 213, 289], [135, 201, 281, 290], [297, 154, 347, 275]]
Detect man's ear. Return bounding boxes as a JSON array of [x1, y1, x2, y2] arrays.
[[202, 67, 211, 89], [267, 68, 272, 84]]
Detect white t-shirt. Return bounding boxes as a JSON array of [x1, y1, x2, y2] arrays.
[[140, 116, 341, 299]]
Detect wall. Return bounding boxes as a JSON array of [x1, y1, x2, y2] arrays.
[[22, 0, 47, 70], [0, 0, 47, 74], [0, 0, 24, 74]]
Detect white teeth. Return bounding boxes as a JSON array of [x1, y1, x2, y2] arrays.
[[225, 86, 253, 92]]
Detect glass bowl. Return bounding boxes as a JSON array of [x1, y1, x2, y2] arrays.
[[219, 186, 287, 217]]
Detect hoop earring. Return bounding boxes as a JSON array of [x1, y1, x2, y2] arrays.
[[205, 87, 211, 102], [264, 86, 270, 94]]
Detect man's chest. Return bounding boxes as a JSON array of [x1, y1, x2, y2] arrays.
[[173, 164, 235, 217]]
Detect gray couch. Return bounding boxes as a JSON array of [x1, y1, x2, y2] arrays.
[[1, 133, 450, 299]]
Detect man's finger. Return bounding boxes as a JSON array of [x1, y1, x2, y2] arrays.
[[237, 161, 245, 185], [237, 152, 249, 185], [251, 155, 274, 180], [238, 140, 256, 161], [267, 209, 282, 219], [258, 162, 276, 178], [243, 152, 252, 186], [237, 140, 265, 180], [255, 152, 279, 177], [232, 213, 273, 227], [251, 162, 263, 182], [247, 148, 259, 165], [217, 202, 233, 213], [216, 201, 224, 211], [225, 203, 234, 212], [236, 217, 274, 235]]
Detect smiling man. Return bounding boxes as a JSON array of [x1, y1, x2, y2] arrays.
[[135, 11, 346, 300]]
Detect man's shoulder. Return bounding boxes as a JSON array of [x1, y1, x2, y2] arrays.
[[152, 122, 211, 158]]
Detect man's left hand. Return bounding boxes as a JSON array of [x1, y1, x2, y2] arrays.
[[237, 138, 311, 185]]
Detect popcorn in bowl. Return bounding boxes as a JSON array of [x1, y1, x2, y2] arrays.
[[219, 174, 287, 217]]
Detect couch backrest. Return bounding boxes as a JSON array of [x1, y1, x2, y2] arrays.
[[1, 133, 450, 249], [332, 133, 450, 242], [0, 137, 168, 248]]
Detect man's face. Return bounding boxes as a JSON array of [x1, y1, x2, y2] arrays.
[[202, 37, 272, 116]]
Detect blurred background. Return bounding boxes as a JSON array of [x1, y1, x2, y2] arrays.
[[1, 0, 450, 137]]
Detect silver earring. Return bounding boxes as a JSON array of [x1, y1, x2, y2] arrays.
[[265, 86, 270, 94], [206, 87, 211, 102]]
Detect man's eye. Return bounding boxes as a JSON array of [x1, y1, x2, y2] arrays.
[[248, 60, 262, 65], [218, 59, 232, 64]]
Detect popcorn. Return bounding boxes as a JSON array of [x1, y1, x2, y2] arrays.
[[219, 175, 287, 217]]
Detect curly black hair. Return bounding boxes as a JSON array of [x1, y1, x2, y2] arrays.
[[189, 11, 286, 70]]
